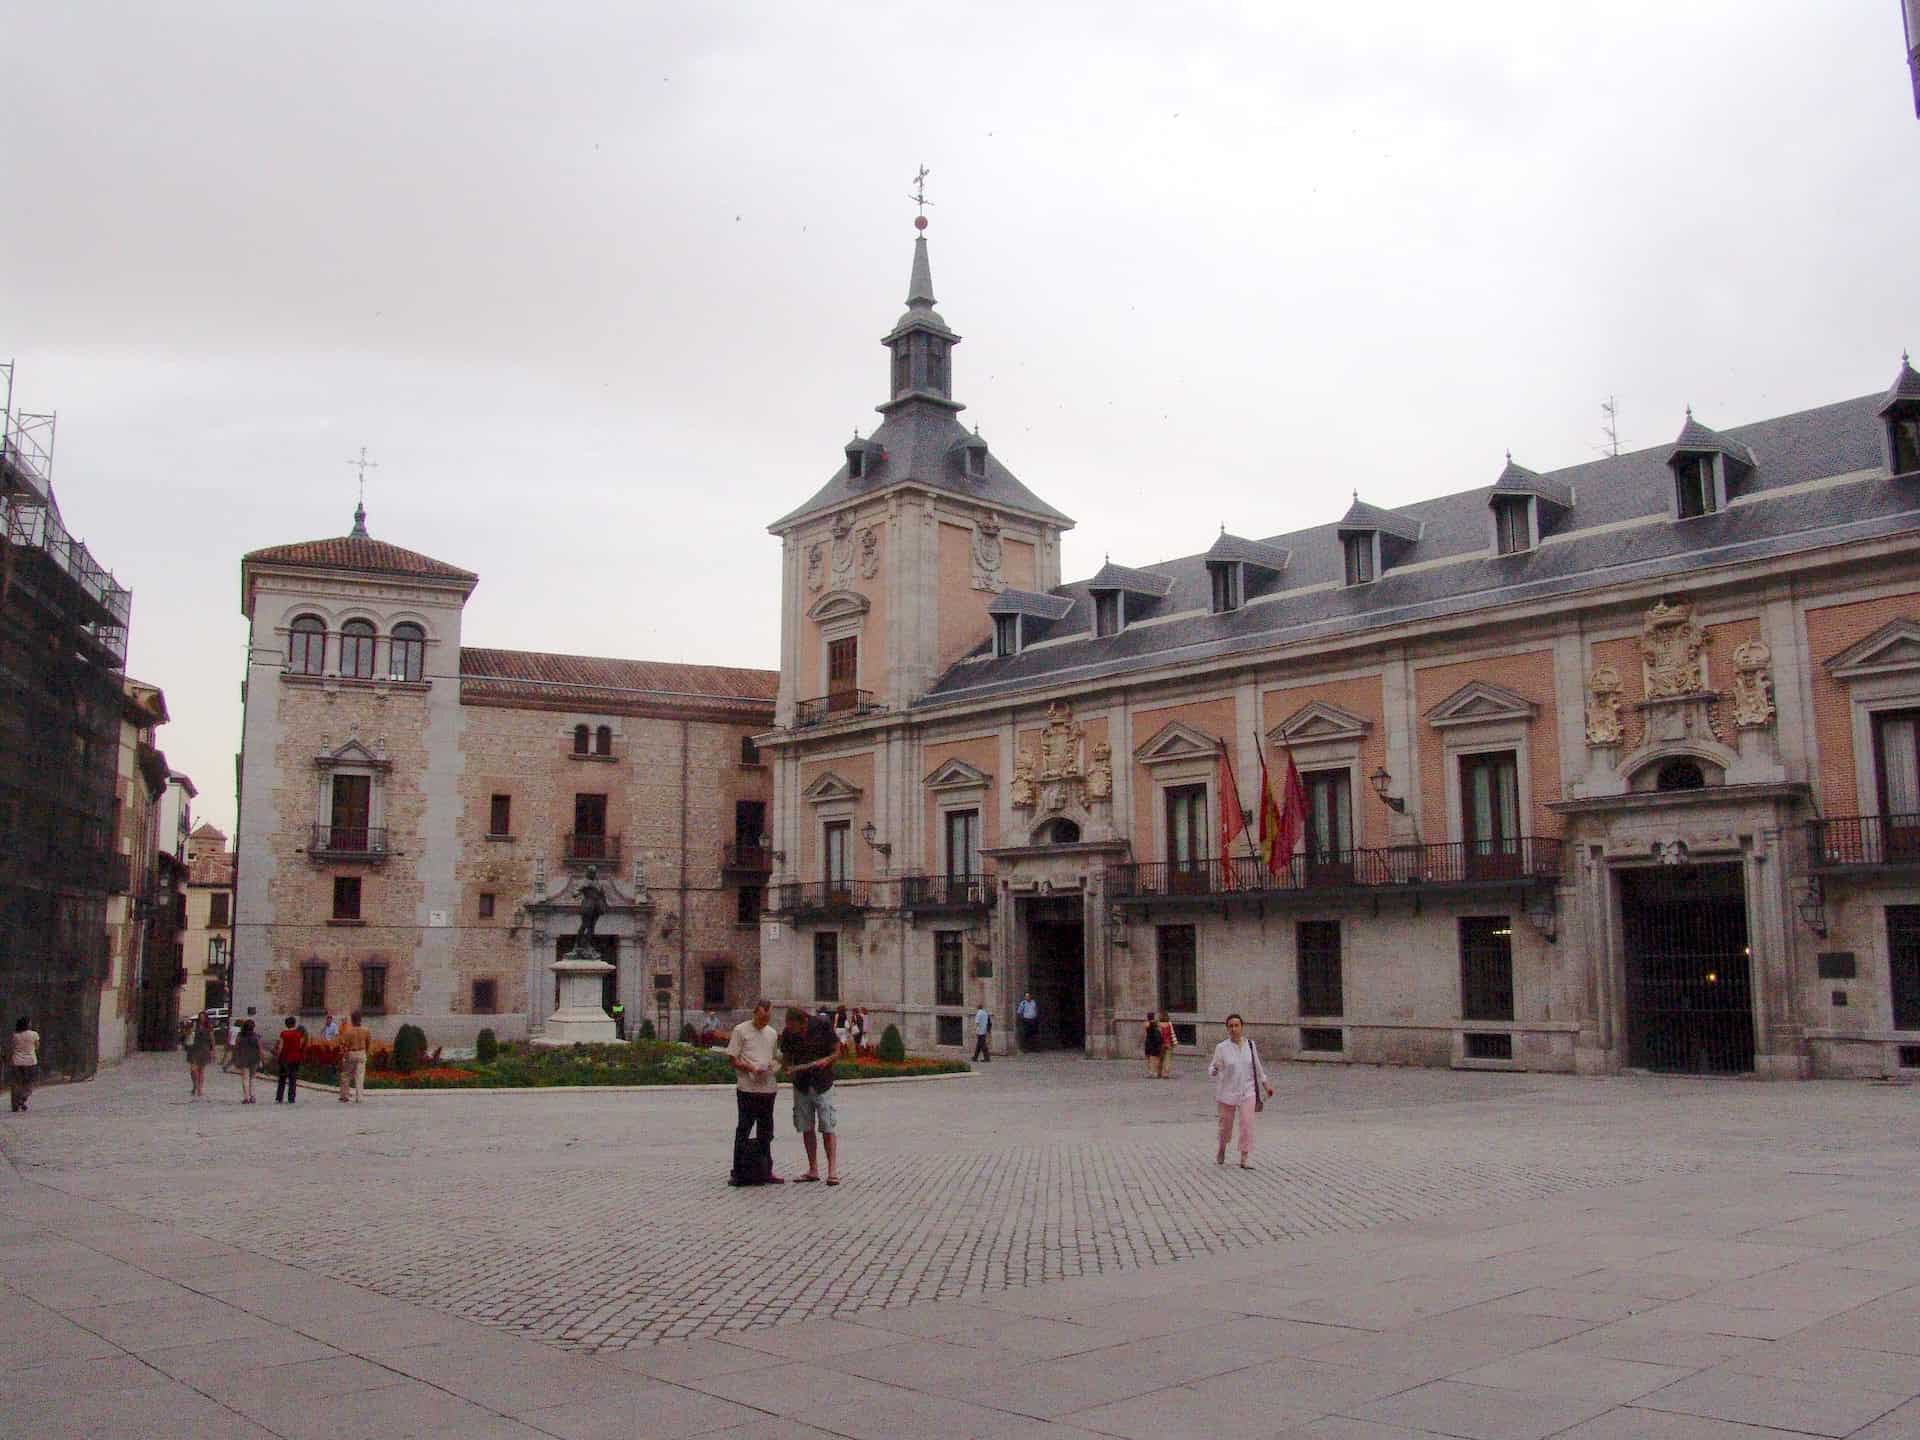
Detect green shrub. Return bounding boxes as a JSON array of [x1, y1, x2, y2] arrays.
[[679, 1022, 699, 1043], [393, 1024, 428, 1074], [475, 1028, 498, 1064], [877, 1023, 906, 1062], [637, 1018, 656, 1039]]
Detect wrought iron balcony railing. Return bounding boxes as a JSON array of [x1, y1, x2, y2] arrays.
[[308, 825, 390, 860], [899, 874, 995, 911], [1108, 837, 1564, 903], [722, 842, 774, 873], [564, 832, 621, 866], [770, 880, 873, 916], [1806, 814, 1920, 870], [793, 689, 877, 727]]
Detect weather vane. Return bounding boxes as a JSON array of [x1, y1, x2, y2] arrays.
[[910, 165, 932, 231], [347, 445, 378, 506]]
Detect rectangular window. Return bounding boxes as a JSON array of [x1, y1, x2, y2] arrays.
[[813, 932, 840, 1003], [1889, 906, 1920, 1031], [207, 936, 227, 967], [574, 793, 607, 836], [702, 964, 729, 1010], [1494, 496, 1531, 555], [360, 963, 387, 1014], [945, 808, 980, 881], [174, 892, 188, 927], [1158, 924, 1198, 1013], [208, 892, 231, 928], [1462, 751, 1521, 878], [1343, 534, 1375, 586], [827, 637, 859, 712], [1676, 454, 1717, 518], [1165, 784, 1207, 891], [993, 613, 1019, 657], [734, 799, 766, 847], [1303, 769, 1353, 881], [935, 931, 965, 1007], [739, 734, 761, 766], [472, 978, 498, 1014], [1872, 712, 1920, 862], [299, 961, 328, 1013], [332, 875, 361, 921], [1297, 920, 1343, 1017], [1892, 418, 1920, 477], [1300, 1026, 1344, 1052], [937, 1014, 964, 1046], [329, 773, 371, 849], [823, 820, 851, 890], [478, 892, 495, 919], [1209, 563, 1242, 615], [1464, 1032, 1513, 1061], [1459, 916, 1516, 1022], [736, 885, 761, 925], [489, 793, 512, 837], [1094, 591, 1121, 638]]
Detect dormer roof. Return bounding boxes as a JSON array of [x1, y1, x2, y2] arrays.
[[1087, 560, 1176, 597], [1204, 532, 1292, 573], [1668, 413, 1756, 469], [1490, 456, 1574, 510], [1337, 497, 1421, 543], [987, 588, 1075, 621], [1880, 354, 1920, 416]]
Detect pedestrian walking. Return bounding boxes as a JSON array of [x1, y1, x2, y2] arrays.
[[726, 999, 783, 1186], [273, 1016, 304, 1104], [337, 1010, 371, 1103], [1157, 1012, 1177, 1078], [232, 1019, 262, 1103], [832, 1005, 851, 1059], [850, 1007, 868, 1056], [1142, 1012, 1163, 1077], [1208, 1013, 1272, 1169], [185, 1016, 214, 1099], [971, 1000, 992, 1062], [1017, 992, 1039, 1050], [778, 1006, 842, 1185], [219, 1014, 241, 1073], [9, 1016, 40, 1113]]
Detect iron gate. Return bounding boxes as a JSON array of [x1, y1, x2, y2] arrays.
[[1619, 863, 1755, 1074]]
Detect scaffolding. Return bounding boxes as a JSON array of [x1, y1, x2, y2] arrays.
[[0, 361, 133, 1078]]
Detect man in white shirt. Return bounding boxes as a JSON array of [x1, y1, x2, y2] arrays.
[[1016, 993, 1039, 1051], [972, 1001, 992, 1063], [726, 999, 785, 1186]]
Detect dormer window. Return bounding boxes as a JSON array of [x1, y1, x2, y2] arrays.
[[847, 448, 865, 480], [965, 445, 987, 479], [1343, 534, 1375, 587], [1492, 496, 1532, 556], [1094, 591, 1122, 637], [993, 613, 1020, 657], [1891, 414, 1920, 478], [1675, 453, 1718, 519], [1209, 562, 1243, 614]]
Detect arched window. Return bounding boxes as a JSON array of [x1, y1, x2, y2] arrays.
[[1040, 818, 1081, 845], [339, 619, 376, 680], [573, 724, 590, 755], [594, 725, 613, 757], [287, 615, 326, 675], [388, 622, 425, 683], [1656, 759, 1706, 792]]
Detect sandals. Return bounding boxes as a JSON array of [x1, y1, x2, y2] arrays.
[[826, 1177, 841, 1186], [795, 1174, 821, 1183]]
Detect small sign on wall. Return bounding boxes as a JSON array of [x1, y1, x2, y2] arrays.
[[762, 921, 782, 941], [427, 910, 449, 927], [1817, 952, 1857, 979]]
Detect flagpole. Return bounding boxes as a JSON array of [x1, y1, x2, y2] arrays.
[[1219, 741, 1262, 867]]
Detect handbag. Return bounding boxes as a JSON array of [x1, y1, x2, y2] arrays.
[[1250, 1039, 1265, 1112]]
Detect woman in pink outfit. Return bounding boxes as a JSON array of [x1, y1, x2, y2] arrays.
[[1207, 1013, 1272, 1169]]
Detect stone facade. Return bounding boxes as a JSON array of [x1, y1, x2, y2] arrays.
[[181, 824, 234, 1018]]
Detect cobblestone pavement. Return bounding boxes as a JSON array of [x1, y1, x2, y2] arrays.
[[3, 1054, 1919, 1438]]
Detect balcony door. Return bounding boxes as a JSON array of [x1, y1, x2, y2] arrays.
[[827, 637, 859, 715], [823, 820, 851, 900], [1873, 710, 1920, 861], [1303, 769, 1353, 886], [945, 808, 979, 903], [573, 793, 609, 862], [330, 774, 371, 852], [1462, 751, 1521, 880], [1166, 784, 1208, 894]]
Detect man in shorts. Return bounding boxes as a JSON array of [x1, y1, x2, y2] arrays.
[[778, 1006, 842, 1185]]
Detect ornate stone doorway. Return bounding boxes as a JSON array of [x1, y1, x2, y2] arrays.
[[1022, 896, 1085, 1049], [1619, 863, 1754, 1074]]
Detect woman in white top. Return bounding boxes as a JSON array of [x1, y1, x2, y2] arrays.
[[10, 1016, 41, 1113], [1207, 1013, 1272, 1169]]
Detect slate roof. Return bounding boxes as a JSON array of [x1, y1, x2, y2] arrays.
[[988, 588, 1076, 620], [1338, 497, 1422, 542], [244, 534, 477, 583], [1668, 414, 1757, 469], [460, 647, 776, 719], [924, 390, 1905, 707], [1204, 532, 1292, 572], [1491, 458, 1574, 510], [1883, 355, 1920, 413], [1087, 561, 1176, 596]]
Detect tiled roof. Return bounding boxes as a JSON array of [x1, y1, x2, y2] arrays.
[[244, 536, 477, 582], [1087, 561, 1176, 596], [924, 390, 1906, 706], [1882, 355, 1920, 413], [460, 647, 776, 719], [190, 821, 226, 841], [1204, 532, 1292, 572], [189, 851, 234, 887], [1491, 457, 1574, 510], [1668, 414, 1757, 469], [1338, 498, 1423, 542]]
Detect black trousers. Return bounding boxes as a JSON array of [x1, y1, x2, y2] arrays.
[[731, 1090, 776, 1182], [972, 1031, 992, 1061], [276, 1059, 300, 1103]]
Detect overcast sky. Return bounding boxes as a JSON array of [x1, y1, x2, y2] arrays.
[[6, 1, 1917, 834]]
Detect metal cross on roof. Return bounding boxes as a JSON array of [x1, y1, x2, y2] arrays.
[[346, 445, 378, 505], [910, 165, 933, 229]]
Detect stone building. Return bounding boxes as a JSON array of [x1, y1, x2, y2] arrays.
[[100, 681, 171, 1062], [230, 506, 776, 1048], [758, 224, 1920, 1079], [183, 823, 234, 1016]]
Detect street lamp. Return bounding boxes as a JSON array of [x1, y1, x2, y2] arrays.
[[1368, 767, 1406, 814]]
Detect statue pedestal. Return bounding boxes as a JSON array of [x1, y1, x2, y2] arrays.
[[533, 944, 617, 1048]]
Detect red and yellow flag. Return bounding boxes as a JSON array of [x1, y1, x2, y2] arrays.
[[1218, 743, 1249, 889], [1258, 744, 1309, 877]]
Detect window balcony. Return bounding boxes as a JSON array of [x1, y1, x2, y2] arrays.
[[899, 874, 995, 914], [769, 880, 872, 918], [563, 832, 621, 867], [793, 689, 877, 727], [1806, 815, 1920, 872], [307, 825, 390, 863], [722, 842, 774, 874], [1108, 838, 1564, 907]]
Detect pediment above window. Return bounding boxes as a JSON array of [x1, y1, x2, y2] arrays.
[[1269, 700, 1372, 746], [802, 771, 865, 804], [1827, 618, 1920, 681], [1426, 680, 1537, 728], [313, 736, 390, 772], [1134, 719, 1222, 767], [923, 758, 992, 791], [806, 591, 871, 623]]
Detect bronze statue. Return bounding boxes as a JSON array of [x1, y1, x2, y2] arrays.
[[575, 865, 606, 946]]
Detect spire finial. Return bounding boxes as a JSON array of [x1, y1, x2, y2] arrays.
[[1505, 448, 1512, 464], [1686, 403, 1693, 420], [910, 165, 931, 232], [346, 446, 377, 538]]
